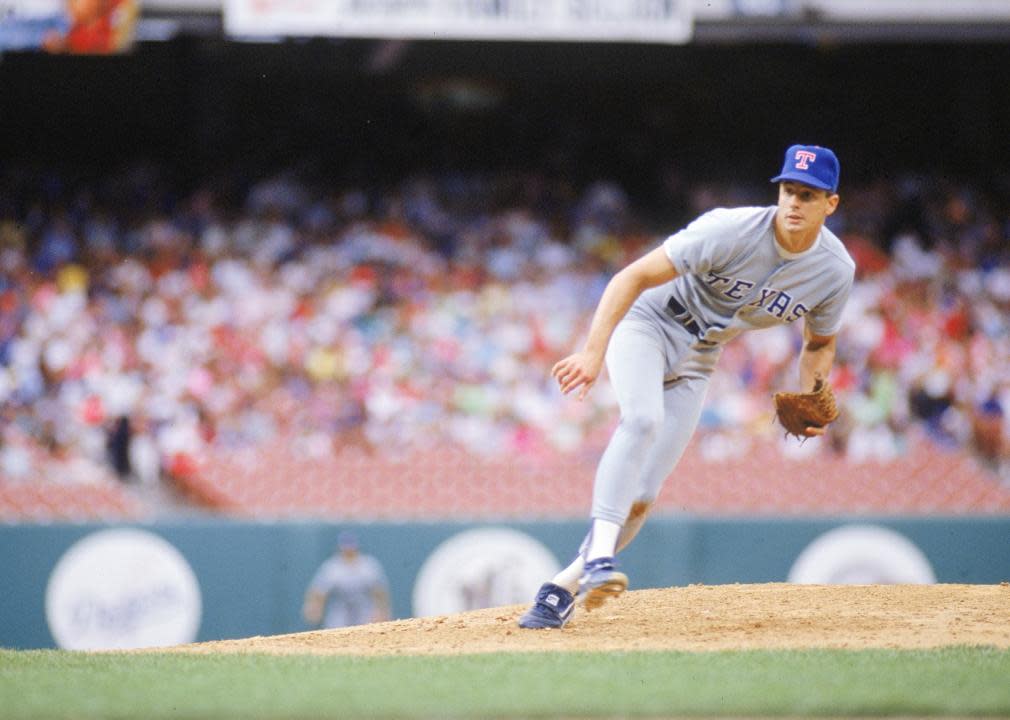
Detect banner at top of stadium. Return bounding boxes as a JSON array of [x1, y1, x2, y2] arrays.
[[223, 0, 694, 44]]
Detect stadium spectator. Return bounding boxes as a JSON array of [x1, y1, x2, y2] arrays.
[[0, 161, 1008, 502]]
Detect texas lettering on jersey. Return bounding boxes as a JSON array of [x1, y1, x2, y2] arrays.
[[659, 206, 855, 340], [703, 271, 809, 323]]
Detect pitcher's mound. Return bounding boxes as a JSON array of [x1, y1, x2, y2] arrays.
[[167, 583, 1010, 657]]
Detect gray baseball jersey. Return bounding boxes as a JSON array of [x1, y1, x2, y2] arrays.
[[309, 554, 388, 628], [590, 205, 854, 526], [638, 205, 854, 344]]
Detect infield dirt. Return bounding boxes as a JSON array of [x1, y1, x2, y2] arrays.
[[162, 583, 1010, 657]]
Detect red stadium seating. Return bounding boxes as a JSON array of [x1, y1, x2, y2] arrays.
[[5, 433, 1006, 522], [169, 435, 1010, 519], [0, 481, 145, 523]]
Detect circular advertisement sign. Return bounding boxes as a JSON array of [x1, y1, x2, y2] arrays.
[[45, 528, 202, 650], [412, 527, 561, 617], [788, 524, 937, 585]]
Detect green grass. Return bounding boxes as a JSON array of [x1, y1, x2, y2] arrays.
[[2, 646, 1009, 719]]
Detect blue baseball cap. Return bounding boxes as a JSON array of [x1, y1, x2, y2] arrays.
[[337, 531, 359, 551], [770, 144, 840, 193]]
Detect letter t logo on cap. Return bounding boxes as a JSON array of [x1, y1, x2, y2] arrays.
[[794, 150, 817, 170]]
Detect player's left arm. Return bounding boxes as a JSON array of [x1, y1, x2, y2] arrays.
[[798, 320, 836, 393]]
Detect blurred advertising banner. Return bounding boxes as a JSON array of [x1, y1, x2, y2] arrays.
[[0, 0, 137, 53], [224, 0, 694, 43]]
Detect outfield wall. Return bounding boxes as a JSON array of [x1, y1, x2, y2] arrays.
[[2, 516, 1008, 650]]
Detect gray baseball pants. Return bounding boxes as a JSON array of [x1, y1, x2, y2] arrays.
[[590, 313, 719, 525]]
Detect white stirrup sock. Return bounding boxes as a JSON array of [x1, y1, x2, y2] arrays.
[[551, 556, 585, 594], [585, 518, 622, 562], [550, 518, 624, 593]]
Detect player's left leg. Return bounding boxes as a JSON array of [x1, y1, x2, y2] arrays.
[[578, 372, 710, 608], [542, 502, 646, 596], [603, 374, 710, 544], [635, 373, 711, 512], [551, 499, 649, 585]]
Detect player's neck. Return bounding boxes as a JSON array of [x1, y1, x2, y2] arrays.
[[773, 222, 821, 254]]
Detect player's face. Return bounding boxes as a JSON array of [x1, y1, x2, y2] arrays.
[[776, 182, 839, 236]]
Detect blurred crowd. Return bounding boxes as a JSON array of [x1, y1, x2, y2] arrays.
[[1, 162, 1008, 493]]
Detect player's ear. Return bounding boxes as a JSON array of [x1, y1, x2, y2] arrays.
[[825, 192, 840, 215]]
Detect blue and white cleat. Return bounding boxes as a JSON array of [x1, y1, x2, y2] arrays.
[[578, 557, 628, 611], [517, 582, 575, 629]]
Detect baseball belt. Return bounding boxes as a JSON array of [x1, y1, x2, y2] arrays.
[[665, 296, 704, 337]]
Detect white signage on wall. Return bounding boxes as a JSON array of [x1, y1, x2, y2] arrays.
[[412, 527, 561, 617], [788, 524, 937, 585], [224, 0, 695, 43], [45, 528, 203, 650]]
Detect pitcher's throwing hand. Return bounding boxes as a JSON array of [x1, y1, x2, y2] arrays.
[[552, 351, 602, 399]]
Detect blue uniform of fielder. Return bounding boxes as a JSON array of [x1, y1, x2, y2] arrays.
[[519, 144, 855, 629]]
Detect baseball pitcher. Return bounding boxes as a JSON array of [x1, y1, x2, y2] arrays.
[[519, 144, 855, 629]]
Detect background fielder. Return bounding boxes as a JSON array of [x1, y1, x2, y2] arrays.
[[303, 531, 391, 629], [519, 144, 856, 629]]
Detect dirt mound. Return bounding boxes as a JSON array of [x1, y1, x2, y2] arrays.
[[163, 583, 1010, 657]]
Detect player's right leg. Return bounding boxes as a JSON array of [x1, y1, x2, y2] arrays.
[[589, 321, 668, 533], [578, 375, 711, 606], [576, 334, 711, 608], [578, 321, 668, 610], [587, 377, 710, 582], [519, 322, 665, 628]]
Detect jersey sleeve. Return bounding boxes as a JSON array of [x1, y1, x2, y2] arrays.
[[662, 208, 743, 277], [805, 271, 853, 337], [308, 562, 333, 594]]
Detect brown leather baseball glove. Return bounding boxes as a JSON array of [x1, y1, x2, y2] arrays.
[[773, 376, 839, 439]]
